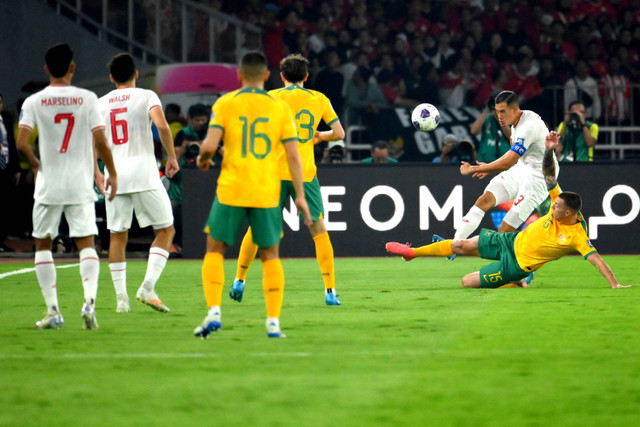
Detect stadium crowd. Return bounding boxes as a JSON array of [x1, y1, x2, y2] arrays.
[[2, 0, 640, 253]]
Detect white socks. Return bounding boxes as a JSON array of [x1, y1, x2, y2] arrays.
[[454, 205, 486, 241], [79, 247, 100, 305], [35, 250, 59, 313], [141, 247, 169, 291], [109, 262, 127, 296]]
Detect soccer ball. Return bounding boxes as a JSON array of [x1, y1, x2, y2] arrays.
[[411, 103, 440, 132]]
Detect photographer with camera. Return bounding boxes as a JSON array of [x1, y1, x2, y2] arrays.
[[470, 96, 512, 163], [556, 100, 598, 162], [167, 103, 221, 253]]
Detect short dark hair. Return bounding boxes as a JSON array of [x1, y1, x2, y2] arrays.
[[165, 103, 181, 116], [45, 43, 74, 78], [280, 54, 309, 84], [240, 51, 268, 80], [559, 192, 582, 212], [372, 140, 390, 152], [495, 90, 518, 107], [108, 53, 136, 83], [188, 103, 209, 119], [568, 100, 585, 110]]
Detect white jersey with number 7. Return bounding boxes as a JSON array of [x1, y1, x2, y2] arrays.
[[19, 84, 105, 205]]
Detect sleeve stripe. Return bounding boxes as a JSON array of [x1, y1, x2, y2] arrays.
[[18, 124, 34, 131], [91, 125, 106, 133], [282, 137, 299, 143], [209, 124, 224, 130], [584, 250, 598, 259], [327, 118, 338, 126]]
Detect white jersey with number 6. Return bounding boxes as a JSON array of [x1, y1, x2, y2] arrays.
[[98, 88, 164, 194], [19, 84, 104, 205]]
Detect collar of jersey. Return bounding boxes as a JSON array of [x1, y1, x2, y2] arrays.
[[235, 87, 269, 96]]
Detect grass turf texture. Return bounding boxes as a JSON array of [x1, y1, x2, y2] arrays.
[[0, 255, 639, 426]]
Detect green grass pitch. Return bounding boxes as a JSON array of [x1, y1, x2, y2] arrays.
[[0, 255, 639, 426]]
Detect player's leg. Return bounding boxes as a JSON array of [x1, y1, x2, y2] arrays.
[[106, 194, 133, 312], [194, 198, 244, 338], [67, 202, 101, 330], [386, 236, 480, 260], [250, 205, 286, 337], [230, 227, 258, 302], [454, 170, 518, 241], [305, 177, 341, 305], [32, 203, 64, 329], [133, 190, 175, 312]]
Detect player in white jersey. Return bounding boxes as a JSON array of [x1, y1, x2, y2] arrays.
[[16, 43, 118, 330], [439, 91, 558, 285], [98, 53, 180, 313]]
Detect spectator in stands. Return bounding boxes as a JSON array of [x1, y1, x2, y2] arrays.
[[344, 66, 387, 124], [321, 140, 345, 164], [470, 96, 512, 163], [311, 49, 345, 117], [438, 53, 467, 108], [500, 12, 532, 58], [505, 53, 543, 105], [362, 140, 398, 164], [167, 103, 213, 251], [556, 100, 598, 162], [564, 58, 602, 120], [599, 55, 631, 124], [0, 93, 20, 252], [585, 40, 608, 79], [433, 134, 477, 164], [164, 103, 184, 140]]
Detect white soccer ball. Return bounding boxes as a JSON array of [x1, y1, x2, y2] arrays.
[[411, 103, 440, 132]]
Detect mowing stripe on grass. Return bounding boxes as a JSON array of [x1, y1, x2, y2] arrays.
[[0, 352, 313, 359], [0, 263, 79, 280]]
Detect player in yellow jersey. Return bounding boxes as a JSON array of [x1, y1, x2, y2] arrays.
[[230, 54, 346, 305], [193, 52, 312, 338], [385, 131, 630, 289]]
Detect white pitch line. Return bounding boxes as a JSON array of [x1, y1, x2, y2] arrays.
[[0, 263, 79, 280]]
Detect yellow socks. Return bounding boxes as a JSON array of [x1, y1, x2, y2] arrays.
[[413, 240, 454, 257], [202, 252, 224, 307], [313, 232, 335, 290], [236, 227, 258, 281], [262, 258, 284, 318]]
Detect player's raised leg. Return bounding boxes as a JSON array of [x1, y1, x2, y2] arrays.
[[230, 227, 258, 302], [310, 219, 340, 305], [136, 225, 174, 313]]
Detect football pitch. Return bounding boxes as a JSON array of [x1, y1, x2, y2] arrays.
[[1, 255, 639, 426]]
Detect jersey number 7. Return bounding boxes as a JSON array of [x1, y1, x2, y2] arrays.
[[54, 113, 75, 153]]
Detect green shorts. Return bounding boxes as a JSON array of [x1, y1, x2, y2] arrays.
[[280, 177, 324, 221], [477, 228, 529, 288], [204, 197, 282, 248]]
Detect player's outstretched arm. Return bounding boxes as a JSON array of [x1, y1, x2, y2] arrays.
[[460, 150, 519, 177], [587, 253, 631, 288], [197, 127, 222, 171], [94, 129, 118, 200], [283, 140, 312, 227]]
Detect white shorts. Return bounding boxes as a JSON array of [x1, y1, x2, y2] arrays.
[[484, 164, 551, 228], [32, 201, 98, 239], [106, 189, 173, 233]]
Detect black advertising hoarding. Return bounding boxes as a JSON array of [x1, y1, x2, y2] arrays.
[[182, 163, 640, 258]]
